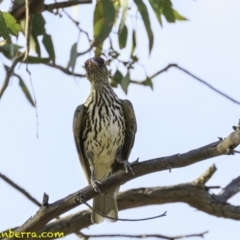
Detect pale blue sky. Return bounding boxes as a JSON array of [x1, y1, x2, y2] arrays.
[[1, 0, 240, 239]]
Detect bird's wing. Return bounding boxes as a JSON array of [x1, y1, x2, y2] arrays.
[[73, 104, 91, 183], [121, 99, 137, 161]]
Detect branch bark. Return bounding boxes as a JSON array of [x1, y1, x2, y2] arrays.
[[4, 163, 240, 238], [3, 126, 240, 238], [10, 0, 92, 21]]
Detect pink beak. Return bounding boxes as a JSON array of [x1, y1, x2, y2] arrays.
[[89, 58, 98, 67]]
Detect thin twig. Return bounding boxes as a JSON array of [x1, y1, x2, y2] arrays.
[[81, 198, 166, 222], [77, 46, 93, 56], [23, 0, 30, 62], [0, 53, 25, 99], [63, 8, 91, 43], [174, 64, 240, 105], [131, 64, 240, 105], [78, 231, 208, 239], [43, 62, 85, 78], [0, 172, 41, 207]]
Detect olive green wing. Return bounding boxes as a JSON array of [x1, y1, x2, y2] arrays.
[[73, 105, 91, 183], [121, 99, 137, 161]]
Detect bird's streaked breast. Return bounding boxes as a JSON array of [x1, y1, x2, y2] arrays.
[[82, 87, 125, 180]]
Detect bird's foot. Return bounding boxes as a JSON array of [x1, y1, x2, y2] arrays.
[[91, 179, 102, 193], [117, 158, 135, 175]]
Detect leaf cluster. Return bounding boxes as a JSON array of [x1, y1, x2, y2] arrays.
[[0, 0, 187, 105]]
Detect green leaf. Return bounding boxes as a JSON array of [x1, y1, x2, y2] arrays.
[[0, 11, 22, 42], [30, 14, 46, 56], [93, 0, 115, 46], [121, 72, 130, 94], [118, 0, 128, 33], [29, 34, 41, 56], [110, 70, 121, 88], [17, 74, 35, 107], [131, 29, 136, 56], [148, 0, 162, 26], [149, 0, 187, 26], [3, 13, 22, 36], [0, 43, 21, 59], [31, 14, 46, 36], [0, 12, 10, 41], [173, 9, 188, 21], [114, 69, 123, 84], [42, 33, 55, 63], [118, 24, 128, 49], [162, 4, 175, 23], [68, 42, 78, 71], [143, 77, 153, 90], [133, 0, 153, 53]]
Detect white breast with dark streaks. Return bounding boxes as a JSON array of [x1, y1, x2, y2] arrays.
[[83, 88, 125, 180]]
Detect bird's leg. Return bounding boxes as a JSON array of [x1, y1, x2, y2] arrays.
[[116, 149, 135, 175], [87, 151, 102, 193], [90, 166, 102, 193]]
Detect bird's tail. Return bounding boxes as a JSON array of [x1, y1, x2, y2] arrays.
[[91, 189, 118, 224]]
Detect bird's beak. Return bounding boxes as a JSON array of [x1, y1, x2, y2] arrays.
[[89, 58, 98, 68]]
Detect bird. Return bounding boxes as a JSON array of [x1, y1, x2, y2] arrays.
[[73, 57, 137, 224]]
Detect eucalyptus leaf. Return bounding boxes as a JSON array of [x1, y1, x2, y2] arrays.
[[133, 0, 153, 53], [118, 24, 128, 49], [68, 42, 78, 71], [121, 72, 130, 94], [173, 9, 188, 21], [118, 0, 128, 34], [42, 33, 55, 63], [0, 11, 22, 42], [0, 43, 21, 59], [93, 0, 115, 47], [143, 77, 153, 90], [148, 0, 162, 26], [17, 74, 35, 107], [131, 29, 136, 56], [114, 70, 123, 84]]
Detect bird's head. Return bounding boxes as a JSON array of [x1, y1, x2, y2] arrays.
[[84, 57, 109, 84]]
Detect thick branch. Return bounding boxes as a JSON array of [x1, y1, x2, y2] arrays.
[[7, 165, 240, 238], [45, 0, 92, 12], [4, 128, 239, 236], [10, 0, 92, 21], [217, 176, 240, 202]]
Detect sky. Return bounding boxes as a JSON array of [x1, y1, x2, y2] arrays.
[[1, 0, 240, 239]]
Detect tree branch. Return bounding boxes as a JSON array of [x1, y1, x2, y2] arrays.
[[77, 231, 208, 239], [43, 62, 85, 78], [216, 176, 240, 202], [0, 173, 41, 207], [5, 164, 240, 237], [10, 0, 92, 21], [2, 125, 239, 237], [0, 53, 25, 99], [130, 64, 240, 105], [45, 0, 92, 13]]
